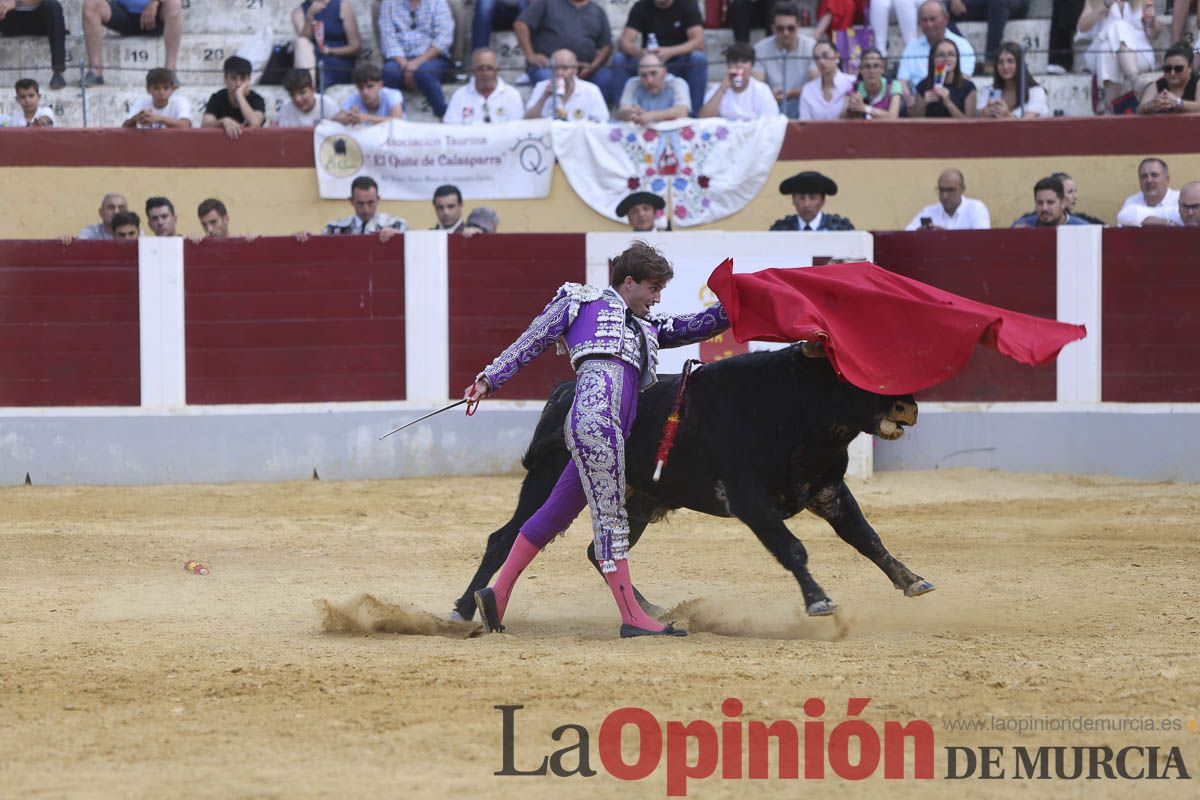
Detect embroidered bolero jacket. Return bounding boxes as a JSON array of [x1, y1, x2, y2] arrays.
[[479, 283, 730, 393]]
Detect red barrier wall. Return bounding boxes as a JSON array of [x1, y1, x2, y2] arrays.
[[873, 229, 1060, 402], [0, 241, 140, 406], [184, 237, 406, 404], [1102, 228, 1200, 402], [448, 234, 585, 399]]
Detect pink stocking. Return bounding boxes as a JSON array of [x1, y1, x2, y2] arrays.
[[491, 532, 541, 619], [604, 559, 665, 631]]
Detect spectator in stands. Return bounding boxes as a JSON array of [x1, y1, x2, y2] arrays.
[[612, 0, 707, 114], [145, 196, 177, 236], [111, 210, 141, 239], [471, 0, 529, 53], [461, 206, 500, 237], [728, 0, 820, 43], [616, 191, 665, 232], [373, 0, 468, 74], [378, 0, 454, 118], [81, 0, 183, 86], [431, 184, 464, 232], [202, 56, 266, 139], [122, 67, 190, 129], [753, 2, 816, 119], [1050, 171, 1104, 224], [1116, 157, 1178, 226], [1176, 180, 1200, 226], [909, 38, 977, 117], [869, 0, 920, 59], [616, 53, 691, 124], [319, 176, 407, 240], [770, 170, 856, 230], [0, 1, 67, 89], [197, 198, 232, 239], [843, 48, 904, 118], [1078, 0, 1159, 112], [699, 43, 780, 120], [277, 69, 335, 127], [335, 63, 405, 124], [1047, 0, 1084, 74], [979, 42, 1049, 118], [799, 39, 855, 120], [950, 0, 1026, 70], [525, 48, 610, 121], [812, 0, 868, 44], [292, 0, 362, 90], [10, 77, 54, 126], [78, 193, 127, 240], [515, 0, 618, 104], [898, 0, 975, 86], [905, 168, 990, 229], [1012, 175, 1091, 226], [443, 48, 525, 124], [1139, 43, 1200, 114]]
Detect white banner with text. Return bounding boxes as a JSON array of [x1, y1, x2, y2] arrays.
[[314, 119, 555, 200]]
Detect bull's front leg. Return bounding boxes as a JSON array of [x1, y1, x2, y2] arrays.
[[728, 492, 836, 616], [806, 481, 935, 598]]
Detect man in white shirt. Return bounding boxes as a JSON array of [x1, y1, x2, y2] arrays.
[[699, 42, 780, 121], [444, 48, 525, 125], [1117, 158, 1181, 227], [276, 69, 334, 128], [897, 0, 976, 86], [905, 168, 991, 230], [524, 48, 610, 122]]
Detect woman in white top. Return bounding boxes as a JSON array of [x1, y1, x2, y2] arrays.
[[979, 42, 1050, 119], [799, 40, 856, 121], [1077, 0, 1161, 106]]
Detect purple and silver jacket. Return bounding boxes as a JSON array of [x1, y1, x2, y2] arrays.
[[478, 283, 730, 393]]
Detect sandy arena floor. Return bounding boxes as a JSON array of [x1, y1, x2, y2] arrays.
[[1, 468, 1198, 799]]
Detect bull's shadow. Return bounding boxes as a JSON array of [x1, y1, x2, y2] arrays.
[[452, 344, 934, 624]]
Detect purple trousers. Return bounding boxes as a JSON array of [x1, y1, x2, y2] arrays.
[[521, 358, 640, 573]]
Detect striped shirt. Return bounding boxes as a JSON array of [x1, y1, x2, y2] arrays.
[[379, 0, 454, 60]]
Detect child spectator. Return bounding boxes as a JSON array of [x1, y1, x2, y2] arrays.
[[699, 42, 780, 120], [201, 56, 266, 140], [335, 63, 404, 125], [10, 77, 54, 127], [277, 68, 335, 127], [123, 67, 191, 128]]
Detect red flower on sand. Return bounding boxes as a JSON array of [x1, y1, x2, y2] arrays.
[[698, 175, 710, 188]]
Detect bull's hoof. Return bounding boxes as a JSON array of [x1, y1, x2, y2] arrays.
[[806, 599, 838, 616], [632, 586, 668, 620], [904, 579, 936, 597]]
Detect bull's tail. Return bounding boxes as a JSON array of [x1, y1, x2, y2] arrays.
[[520, 380, 576, 471]]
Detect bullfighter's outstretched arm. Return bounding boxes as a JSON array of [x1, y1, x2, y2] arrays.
[[477, 292, 572, 394], [653, 303, 730, 348]]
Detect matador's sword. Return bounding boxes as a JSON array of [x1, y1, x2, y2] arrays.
[[378, 397, 477, 440]]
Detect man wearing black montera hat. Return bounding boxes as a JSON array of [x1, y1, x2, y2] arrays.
[[769, 170, 855, 232], [616, 191, 666, 232]]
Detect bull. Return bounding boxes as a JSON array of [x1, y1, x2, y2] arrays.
[[451, 344, 934, 622]]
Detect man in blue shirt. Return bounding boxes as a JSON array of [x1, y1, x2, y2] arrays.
[[1012, 176, 1092, 227]]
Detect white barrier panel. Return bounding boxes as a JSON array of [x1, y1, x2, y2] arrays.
[[137, 236, 186, 409], [404, 231, 451, 402]]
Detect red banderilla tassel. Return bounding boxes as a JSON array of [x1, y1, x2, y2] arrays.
[[652, 359, 700, 481]]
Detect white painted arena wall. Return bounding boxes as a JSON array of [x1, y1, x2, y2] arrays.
[[1, 229, 1197, 485]]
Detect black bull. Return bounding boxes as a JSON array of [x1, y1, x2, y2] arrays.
[[452, 345, 934, 621]]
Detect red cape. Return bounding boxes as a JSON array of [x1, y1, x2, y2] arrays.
[[707, 259, 1087, 395]]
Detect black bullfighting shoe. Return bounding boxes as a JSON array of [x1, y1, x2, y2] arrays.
[[620, 622, 687, 638], [474, 587, 505, 634]]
